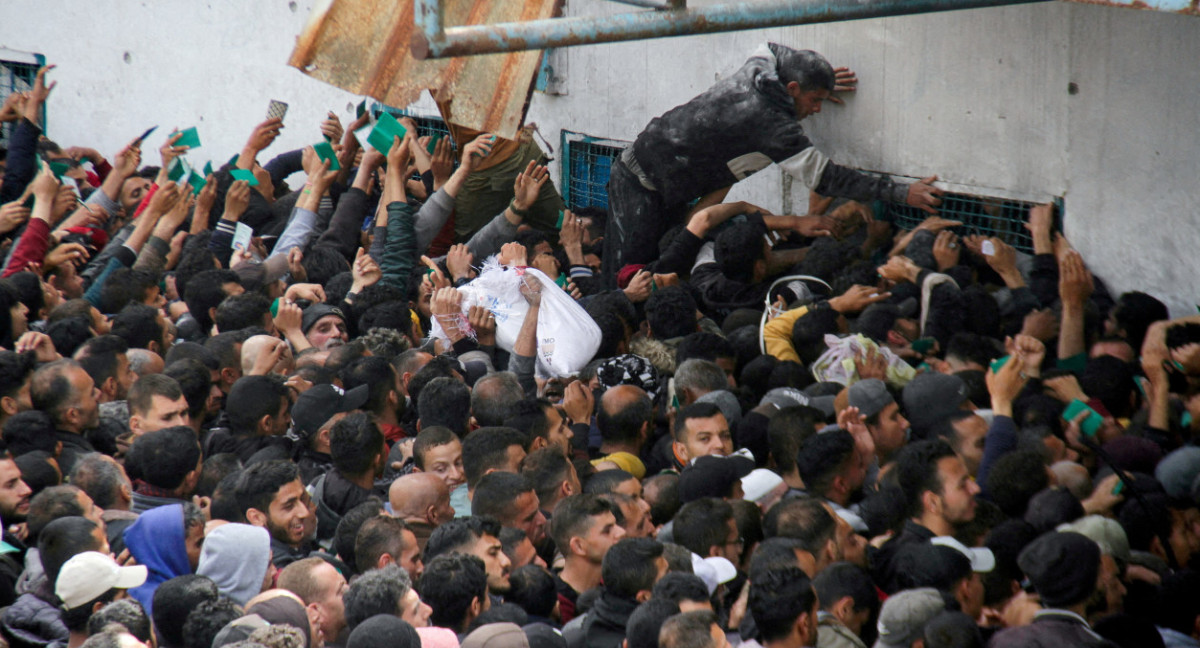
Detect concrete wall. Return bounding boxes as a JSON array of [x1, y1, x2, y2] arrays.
[[1, 1, 1197, 313]]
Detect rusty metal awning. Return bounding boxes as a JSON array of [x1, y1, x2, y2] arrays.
[[288, 0, 563, 139]]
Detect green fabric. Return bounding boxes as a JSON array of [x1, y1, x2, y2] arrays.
[[381, 202, 417, 289], [452, 138, 564, 242], [1056, 352, 1087, 373]]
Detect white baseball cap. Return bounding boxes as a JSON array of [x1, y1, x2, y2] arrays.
[[931, 536, 995, 573], [56, 552, 148, 609], [690, 554, 738, 595]]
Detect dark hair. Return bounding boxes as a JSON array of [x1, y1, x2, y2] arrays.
[[44, 317, 93, 358], [797, 429, 857, 498], [859, 484, 909, 539], [1079, 356, 1138, 419], [69, 454, 127, 510], [39, 515, 101, 583], [203, 331, 242, 370], [750, 565, 817, 642], [0, 350, 37, 400], [358, 301, 413, 341], [418, 553, 488, 631], [628, 600, 682, 648], [234, 460, 300, 519], [4, 410, 57, 456], [645, 287, 698, 339], [152, 575, 219, 648], [924, 610, 984, 648], [63, 586, 120, 632], [424, 516, 501, 562], [417, 377, 471, 435], [598, 389, 652, 446], [1118, 493, 1175, 554], [461, 426, 528, 489], [767, 405, 821, 474], [182, 598, 243, 648], [895, 439, 958, 518], [331, 412, 384, 476], [75, 335, 129, 392], [676, 331, 735, 367], [660, 610, 718, 648], [98, 268, 159, 315], [652, 572, 710, 604], [15, 452, 59, 494], [164, 359, 212, 421], [110, 304, 163, 350], [945, 334, 1003, 368], [412, 426, 459, 471], [354, 516, 406, 573], [715, 222, 766, 284], [673, 498, 734, 558], [301, 246, 350, 287], [470, 472, 534, 524], [547, 494, 614, 550], [503, 398, 553, 443], [893, 543, 972, 592], [0, 282, 22, 349], [470, 373, 523, 428], [644, 474, 681, 527], [28, 485, 87, 542], [184, 270, 241, 335], [521, 447, 574, 506], [507, 565, 557, 618], [1112, 291, 1168, 351], [791, 308, 842, 365], [129, 427, 200, 491], [406, 356, 462, 408], [214, 292, 272, 334], [774, 46, 836, 91], [209, 472, 245, 524], [127, 373, 183, 418], [225, 375, 289, 436], [601, 537, 665, 600], [468, 603, 528, 632], [985, 450, 1048, 518], [87, 599, 153, 643], [762, 496, 834, 556], [30, 359, 85, 425], [592, 312, 627, 359], [342, 356, 398, 418], [343, 564, 412, 632], [333, 500, 386, 573], [673, 402, 724, 443], [583, 469, 635, 496]]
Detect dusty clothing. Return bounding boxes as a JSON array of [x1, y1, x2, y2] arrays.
[[987, 610, 1116, 648]]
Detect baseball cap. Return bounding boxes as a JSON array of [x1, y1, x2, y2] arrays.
[[55, 551, 148, 609], [690, 554, 738, 594], [678, 455, 755, 503], [292, 383, 370, 438], [847, 379, 893, 419], [931, 535, 995, 573], [901, 373, 970, 431], [462, 623, 530, 648], [741, 468, 784, 503], [873, 588, 945, 648]]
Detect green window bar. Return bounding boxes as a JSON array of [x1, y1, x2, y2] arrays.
[[0, 54, 44, 147], [561, 130, 628, 211], [883, 191, 1060, 254]]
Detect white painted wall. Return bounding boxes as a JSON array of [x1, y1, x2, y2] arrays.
[[1, 0, 1197, 313]]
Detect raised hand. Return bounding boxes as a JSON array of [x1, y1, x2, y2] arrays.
[[445, 244, 474, 282], [246, 117, 284, 153], [511, 160, 548, 213], [319, 111, 343, 143], [430, 135, 454, 189], [498, 242, 528, 267], [519, 274, 543, 307], [877, 256, 920, 285], [468, 305, 496, 346], [828, 66, 858, 104], [792, 214, 837, 238], [622, 269, 652, 304], [906, 176, 944, 215], [351, 248, 381, 292], [222, 180, 251, 221], [159, 131, 188, 170], [932, 230, 961, 270], [829, 285, 892, 314], [460, 133, 495, 173], [0, 201, 30, 235]]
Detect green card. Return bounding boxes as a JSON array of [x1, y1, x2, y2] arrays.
[[427, 132, 444, 154], [189, 170, 207, 195], [172, 127, 201, 149], [230, 169, 259, 186], [312, 141, 341, 171], [366, 112, 407, 155], [226, 154, 239, 168], [48, 161, 70, 180], [356, 99, 367, 120], [167, 158, 190, 183], [204, 161, 214, 177]]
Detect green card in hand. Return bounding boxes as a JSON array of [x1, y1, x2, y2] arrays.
[[167, 158, 190, 183], [48, 161, 70, 180], [427, 132, 444, 154], [172, 127, 201, 149], [204, 161, 214, 177], [366, 112, 407, 155], [189, 171, 207, 195], [230, 169, 259, 186], [312, 141, 341, 171]]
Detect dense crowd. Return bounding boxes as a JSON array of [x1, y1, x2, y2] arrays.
[[0, 41, 1195, 648]]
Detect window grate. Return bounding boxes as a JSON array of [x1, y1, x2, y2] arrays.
[[373, 106, 454, 147], [561, 131, 628, 211], [884, 191, 1058, 254], [0, 58, 41, 147]]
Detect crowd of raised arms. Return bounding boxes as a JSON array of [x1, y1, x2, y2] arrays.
[[0, 42, 1194, 648]]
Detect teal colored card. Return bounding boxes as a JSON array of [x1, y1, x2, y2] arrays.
[[427, 132, 444, 154], [313, 141, 341, 171], [167, 158, 190, 183], [189, 170, 207, 195], [204, 161, 214, 177], [173, 127, 201, 148], [48, 161, 69, 180], [230, 169, 259, 186], [366, 112, 407, 155]]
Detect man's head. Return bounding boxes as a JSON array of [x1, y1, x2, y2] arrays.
[[673, 498, 740, 564], [424, 516, 511, 595], [763, 496, 844, 573], [597, 385, 651, 451], [659, 610, 729, 648], [75, 335, 134, 403], [652, 572, 712, 612], [470, 372, 523, 428], [794, 429, 865, 506], [344, 564, 431, 631], [892, 542, 984, 619], [504, 398, 572, 456], [470, 472, 546, 546], [812, 563, 878, 640], [69, 454, 132, 512], [775, 45, 836, 119], [602, 492, 655, 540], [673, 403, 732, 464], [331, 412, 387, 479], [901, 372, 973, 437], [127, 426, 202, 497], [152, 575, 219, 648], [412, 426, 465, 490], [418, 553, 488, 633], [521, 446, 581, 512], [236, 460, 310, 547], [355, 515, 423, 580], [461, 427, 528, 492], [57, 551, 149, 634], [0, 455, 33, 522], [1018, 531, 1103, 609], [601, 537, 667, 603], [303, 305, 349, 351], [39, 515, 107, 585], [847, 379, 908, 462], [240, 335, 293, 376], [184, 270, 243, 336], [750, 564, 818, 647], [0, 350, 37, 421], [895, 439, 979, 530], [417, 377, 471, 437], [278, 557, 349, 644], [226, 375, 291, 438], [549, 494, 625, 567], [930, 411, 989, 477], [27, 485, 103, 547], [342, 356, 402, 422], [214, 292, 273, 334], [389, 473, 455, 527], [111, 303, 172, 355], [644, 287, 699, 340], [128, 374, 190, 436], [30, 359, 100, 433]]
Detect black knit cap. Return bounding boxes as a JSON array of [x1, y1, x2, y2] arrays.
[[1017, 531, 1100, 608]]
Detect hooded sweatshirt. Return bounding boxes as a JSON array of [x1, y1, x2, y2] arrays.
[[197, 523, 271, 605], [123, 503, 191, 616]]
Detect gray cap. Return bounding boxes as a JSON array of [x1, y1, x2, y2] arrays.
[[760, 387, 809, 410], [901, 373, 970, 431], [696, 389, 742, 425], [1056, 514, 1131, 564], [1156, 446, 1200, 500], [873, 588, 945, 648], [848, 379, 893, 419]]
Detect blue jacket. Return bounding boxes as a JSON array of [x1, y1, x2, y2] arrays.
[[122, 503, 190, 616]]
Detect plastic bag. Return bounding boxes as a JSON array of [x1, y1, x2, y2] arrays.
[[808, 333, 916, 388], [428, 258, 601, 377]]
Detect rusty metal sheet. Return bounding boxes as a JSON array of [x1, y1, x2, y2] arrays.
[[288, 0, 561, 139]]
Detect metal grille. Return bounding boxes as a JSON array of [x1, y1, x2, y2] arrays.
[[374, 106, 454, 146], [0, 58, 41, 147], [885, 191, 1058, 254], [562, 131, 628, 210]]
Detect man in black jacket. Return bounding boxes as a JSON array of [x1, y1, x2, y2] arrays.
[[581, 537, 667, 648]]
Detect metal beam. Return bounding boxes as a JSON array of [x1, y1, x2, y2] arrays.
[[411, 0, 1050, 59]]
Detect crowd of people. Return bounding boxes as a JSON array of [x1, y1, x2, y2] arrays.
[[0, 40, 1194, 648]]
